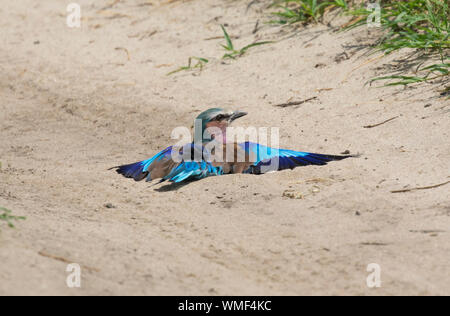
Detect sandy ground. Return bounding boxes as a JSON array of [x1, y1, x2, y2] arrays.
[[0, 0, 449, 296]]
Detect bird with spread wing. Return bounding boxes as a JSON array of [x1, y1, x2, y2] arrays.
[[111, 108, 355, 184]]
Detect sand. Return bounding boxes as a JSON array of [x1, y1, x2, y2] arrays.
[[0, 0, 449, 295]]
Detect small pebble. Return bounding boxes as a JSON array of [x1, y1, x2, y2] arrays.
[[282, 190, 304, 199]]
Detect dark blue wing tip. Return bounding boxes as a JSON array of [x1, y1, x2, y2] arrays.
[[307, 153, 357, 162], [113, 161, 148, 181], [247, 152, 358, 174]]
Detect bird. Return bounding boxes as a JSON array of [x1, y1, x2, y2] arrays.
[[111, 108, 355, 184]]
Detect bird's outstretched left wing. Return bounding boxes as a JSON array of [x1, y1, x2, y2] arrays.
[[111, 144, 223, 183], [111, 146, 174, 181], [239, 142, 353, 174]]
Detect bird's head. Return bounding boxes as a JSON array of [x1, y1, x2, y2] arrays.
[[194, 108, 247, 143]]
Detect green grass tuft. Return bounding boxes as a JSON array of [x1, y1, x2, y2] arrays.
[[220, 25, 273, 59], [269, 0, 448, 89], [346, 0, 449, 87], [167, 57, 209, 76], [0, 207, 26, 230], [369, 61, 449, 86], [269, 0, 348, 24], [168, 25, 273, 75]]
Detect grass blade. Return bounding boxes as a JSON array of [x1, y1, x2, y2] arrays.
[[220, 25, 234, 51]]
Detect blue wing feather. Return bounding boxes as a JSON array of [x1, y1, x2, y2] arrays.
[[240, 142, 351, 174], [163, 161, 224, 183], [114, 144, 223, 183], [114, 146, 173, 181]]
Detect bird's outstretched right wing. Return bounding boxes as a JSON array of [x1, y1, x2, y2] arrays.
[[240, 142, 354, 174]]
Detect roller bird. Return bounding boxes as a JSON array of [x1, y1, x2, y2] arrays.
[[111, 108, 355, 183]]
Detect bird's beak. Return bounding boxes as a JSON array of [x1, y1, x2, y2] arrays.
[[230, 111, 247, 122]]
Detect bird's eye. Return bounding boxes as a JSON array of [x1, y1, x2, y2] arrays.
[[215, 114, 224, 121]]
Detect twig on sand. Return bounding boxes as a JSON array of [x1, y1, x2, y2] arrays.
[[341, 54, 384, 83], [363, 116, 399, 128], [341, 16, 364, 29], [38, 251, 100, 273], [97, 11, 131, 19], [275, 96, 318, 108], [246, 0, 260, 13], [315, 88, 333, 93], [99, 0, 120, 11], [253, 20, 260, 34], [360, 242, 390, 246], [391, 180, 450, 193], [115, 47, 131, 61], [204, 35, 240, 41], [139, 30, 158, 41]]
